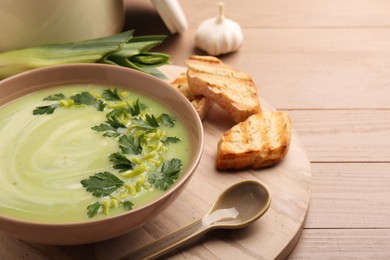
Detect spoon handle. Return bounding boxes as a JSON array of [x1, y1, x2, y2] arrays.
[[120, 219, 208, 260]]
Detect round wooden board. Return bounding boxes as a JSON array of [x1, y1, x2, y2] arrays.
[[94, 65, 312, 259], [0, 65, 311, 259]]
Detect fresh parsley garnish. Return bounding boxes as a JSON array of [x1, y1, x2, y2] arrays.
[[95, 99, 106, 111], [145, 114, 159, 127], [106, 115, 126, 129], [119, 135, 143, 155], [126, 99, 143, 116], [162, 136, 181, 144], [43, 93, 66, 101], [148, 158, 182, 191], [32, 104, 57, 115], [102, 88, 122, 101], [80, 172, 124, 197], [122, 201, 134, 211], [106, 108, 125, 118], [33, 88, 184, 218], [91, 123, 120, 137], [109, 152, 134, 172], [87, 202, 101, 218], [71, 92, 96, 105], [159, 113, 176, 127], [131, 117, 157, 130]]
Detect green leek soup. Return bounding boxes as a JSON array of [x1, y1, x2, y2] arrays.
[[0, 85, 190, 223]]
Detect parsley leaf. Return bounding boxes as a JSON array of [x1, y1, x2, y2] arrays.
[[131, 117, 156, 130], [127, 99, 140, 116], [148, 158, 182, 191], [106, 115, 126, 129], [33, 104, 57, 115], [159, 113, 176, 127], [126, 99, 146, 116], [102, 88, 122, 101], [161, 158, 182, 177], [95, 99, 106, 111], [131, 114, 159, 130], [87, 202, 101, 218], [106, 108, 125, 118], [81, 172, 124, 197], [91, 123, 119, 137], [119, 135, 143, 155], [71, 92, 96, 105], [161, 136, 181, 144], [109, 152, 134, 172], [122, 201, 134, 211], [43, 93, 66, 101], [145, 114, 159, 127]]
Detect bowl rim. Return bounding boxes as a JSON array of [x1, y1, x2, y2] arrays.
[[0, 63, 204, 227]]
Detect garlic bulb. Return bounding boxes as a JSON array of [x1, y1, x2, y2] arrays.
[[195, 2, 244, 56]]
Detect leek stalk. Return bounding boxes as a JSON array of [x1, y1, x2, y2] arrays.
[[0, 30, 170, 80]]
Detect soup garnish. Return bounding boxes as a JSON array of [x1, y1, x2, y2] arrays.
[[27, 87, 184, 218]]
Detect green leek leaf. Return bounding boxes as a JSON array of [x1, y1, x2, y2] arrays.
[[0, 30, 170, 80]]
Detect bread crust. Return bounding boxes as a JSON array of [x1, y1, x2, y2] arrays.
[[185, 56, 261, 122], [216, 112, 292, 170], [170, 72, 212, 120]]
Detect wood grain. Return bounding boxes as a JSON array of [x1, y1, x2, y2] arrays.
[[287, 110, 390, 162], [289, 229, 390, 259], [0, 66, 311, 259], [307, 163, 390, 228], [179, 0, 390, 28], [122, 0, 390, 258]]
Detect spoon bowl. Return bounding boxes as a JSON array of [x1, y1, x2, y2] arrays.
[[122, 180, 271, 260], [206, 180, 271, 229]]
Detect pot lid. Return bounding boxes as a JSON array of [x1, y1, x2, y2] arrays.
[[151, 0, 188, 34]]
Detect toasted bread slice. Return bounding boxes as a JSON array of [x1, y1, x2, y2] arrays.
[[170, 72, 212, 120], [216, 111, 292, 170], [186, 55, 261, 122]]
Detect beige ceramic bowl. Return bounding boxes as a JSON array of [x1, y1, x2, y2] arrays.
[[0, 64, 204, 245]]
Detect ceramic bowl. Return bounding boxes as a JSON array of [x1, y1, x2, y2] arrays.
[[0, 64, 204, 245]]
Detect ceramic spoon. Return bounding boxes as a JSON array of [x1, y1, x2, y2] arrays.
[[121, 180, 272, 260]]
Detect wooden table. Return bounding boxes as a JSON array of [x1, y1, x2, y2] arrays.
[[123, 0, 390, 258], [1, 0, 390, 259]]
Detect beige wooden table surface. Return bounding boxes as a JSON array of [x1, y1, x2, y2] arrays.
[[124, 0, 390, 258]]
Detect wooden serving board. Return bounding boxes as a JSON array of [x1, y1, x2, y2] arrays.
[[0, 66, 311, 260]]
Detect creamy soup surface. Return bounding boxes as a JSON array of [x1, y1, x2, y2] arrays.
[[0, 85, 190, 223]]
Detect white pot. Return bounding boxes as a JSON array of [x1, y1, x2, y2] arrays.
[[0, 0, 124, 51]]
